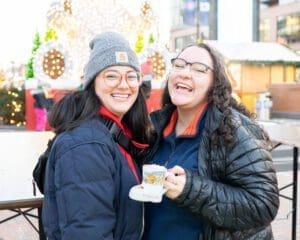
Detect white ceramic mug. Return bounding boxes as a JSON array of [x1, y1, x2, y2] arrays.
[[142, 164, 167, 194], [129, 164, 168, 203]]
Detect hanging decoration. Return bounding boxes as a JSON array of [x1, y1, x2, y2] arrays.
[[44, 26, 59, 42], [149, 51, 166, 79], [148, 33, 155, 45], [138, 1, 157, 32], [47, 0, 79, 39], [140, 44, 172, 83], [134, 33, 145, 53], [33, 41, 73, 84], [141, 49, 165, 80]]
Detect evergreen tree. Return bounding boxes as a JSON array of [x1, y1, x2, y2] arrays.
[[25, 32, 42, 79], [0, 68, 5, 88], [0, 88, 25, 126]]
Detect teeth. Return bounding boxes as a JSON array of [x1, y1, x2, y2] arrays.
[[176, 83, 192, 90], [112, 94, 129, 98], [177, 83, 186, 88]]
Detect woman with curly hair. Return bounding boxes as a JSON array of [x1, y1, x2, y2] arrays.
[[143, 43, 279, 240]]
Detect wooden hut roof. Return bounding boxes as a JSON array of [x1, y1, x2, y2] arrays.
[[206, 41, 300, 64]]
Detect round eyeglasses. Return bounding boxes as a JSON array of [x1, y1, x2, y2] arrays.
[[171, 58, 214, 76], [102, 70, 140, 88]]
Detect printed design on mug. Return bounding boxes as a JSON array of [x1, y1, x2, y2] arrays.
[[143, 171, 165, 185], [129, 164, 167, 203]]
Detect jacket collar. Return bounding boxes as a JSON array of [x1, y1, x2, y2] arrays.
[[150, 104, 176, 136], [205, 104, 224, 133], [151, 104, 224, 136]]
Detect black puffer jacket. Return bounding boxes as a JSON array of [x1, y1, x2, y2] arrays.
[[148, 105, 279, 240]]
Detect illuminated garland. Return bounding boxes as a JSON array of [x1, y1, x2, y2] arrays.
[[71, 0, 135, 36]]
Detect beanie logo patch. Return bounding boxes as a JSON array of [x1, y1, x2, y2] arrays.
[[115, 52, 128, 63]]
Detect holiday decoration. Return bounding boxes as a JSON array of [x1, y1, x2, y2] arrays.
[[135, 33, 145, 53], [25, 33, 42, 79], [19, 0, 167, 128], [44, 26, 59, 42], [149, 51, 166, 79], [28, 0, 163, 90], [33, 41, 73, 84], [148, 33, 155, 45], [0, 88, 25, 126], [71, 0, 135, 37], [138, 1, 157, 32], [140, 45, 171, 81]]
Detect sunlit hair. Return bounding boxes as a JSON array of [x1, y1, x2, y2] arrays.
[[161, 43, 264, 147]]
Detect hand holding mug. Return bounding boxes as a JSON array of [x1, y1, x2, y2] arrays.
[[164, 166, 186, 199]]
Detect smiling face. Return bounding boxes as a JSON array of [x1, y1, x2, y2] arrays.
[[94, 65, 140, 119], [168, 46, 214, 111]]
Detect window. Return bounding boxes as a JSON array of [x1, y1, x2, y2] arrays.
[[260, 19, 271, 42], [279, 0, 300, 5], [296, 67, 300, 82], [175, 34, 196, 51], [277, 13, 300, 44]]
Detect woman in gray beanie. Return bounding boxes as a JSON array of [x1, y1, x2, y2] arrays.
[[42, 31, 154, 240]]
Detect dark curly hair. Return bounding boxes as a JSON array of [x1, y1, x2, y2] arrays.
[[161, 43, 261, 148]]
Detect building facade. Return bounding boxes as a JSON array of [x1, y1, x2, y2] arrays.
[[169, 0, 260, 52], [260, 0, 300, 53], [169, 0, 216, 51]]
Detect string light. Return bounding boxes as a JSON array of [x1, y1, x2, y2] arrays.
[[43, 49, 65, 79], [71, 0, 135, 36], [138, 1, 157, 31], [150, 52, 166, 79], [47, 0, 78, 39], [140, 45, 171, 80], [0, 89, 25, 126]]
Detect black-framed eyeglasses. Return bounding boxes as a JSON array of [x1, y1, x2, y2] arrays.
[[171, 58, 214, 76], [102, 70, 140, 88]]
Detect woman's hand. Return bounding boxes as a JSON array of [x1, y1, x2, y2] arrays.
[[164, 166, 186, 199]]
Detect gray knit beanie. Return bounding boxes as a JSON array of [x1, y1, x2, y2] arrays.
[[83, 31, 140, 89]]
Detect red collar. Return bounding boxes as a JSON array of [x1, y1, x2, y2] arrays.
[[98, 106, 148, 149], [99, 106, 130, 136]]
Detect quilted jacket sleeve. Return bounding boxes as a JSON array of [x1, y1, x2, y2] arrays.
[[54, 142, 117, 240], [174, 121, 279, 231]]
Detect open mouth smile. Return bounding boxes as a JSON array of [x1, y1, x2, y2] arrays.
[[175, 83, 193, 92]]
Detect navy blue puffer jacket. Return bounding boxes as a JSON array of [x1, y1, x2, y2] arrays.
[[42, 118, 143, 240]]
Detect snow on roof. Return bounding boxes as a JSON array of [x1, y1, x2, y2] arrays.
[[206, 41, 300, 63]]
